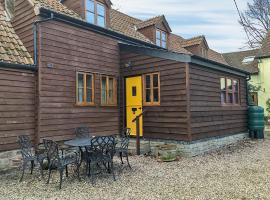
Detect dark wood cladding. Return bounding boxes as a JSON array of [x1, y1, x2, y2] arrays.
[[38, 20, 120, 142], [0, 68, 36, 152], [120, 52, 189, 141], [12, 0, 38, 57], [189, 64, 248, 140]]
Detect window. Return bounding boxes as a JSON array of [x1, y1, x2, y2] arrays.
[[85, 0, 106, 27], [5, 0, 15, 20], [101, 75, 117, 105], [156, 29, 167, 48], [220, 77, 240, 105], [76, 72, 95, 105], [242, 56, 255, 64], [143, 73, 160, 105]]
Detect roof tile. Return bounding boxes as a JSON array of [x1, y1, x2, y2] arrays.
[[0, 4, 33, 65]]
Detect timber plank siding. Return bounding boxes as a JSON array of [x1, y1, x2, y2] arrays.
[[189, 64, 248, 140], [0, 68, 36, 151], [12, 0, 38, 57], [120, 52, 189, 141], [38, 20, 120, 142]]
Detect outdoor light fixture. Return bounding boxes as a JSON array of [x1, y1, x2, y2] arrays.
[[125, 61, 132, 68]]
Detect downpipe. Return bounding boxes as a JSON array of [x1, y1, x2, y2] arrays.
[[33, 13, 54, 66], [246, 74, 251, 106]]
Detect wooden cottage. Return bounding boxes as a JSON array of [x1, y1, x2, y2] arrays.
[[0, 0, 250, 153]]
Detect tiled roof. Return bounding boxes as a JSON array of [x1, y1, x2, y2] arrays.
[[136, 15, 162, 29], [25, 1, 227, 63], [223, 49, 259, 74], [110, 9, 152, 43], [257, 30, 270, 58], [208, 49, 228, 65], [30, 0, 81, 19], [168, 34, 192, 55], [136, 15, 171, 32], [181, 35, 208, 48], [0, 4, 33, 65]]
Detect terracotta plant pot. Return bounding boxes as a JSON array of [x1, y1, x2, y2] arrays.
[[156, 144, 177, 162]]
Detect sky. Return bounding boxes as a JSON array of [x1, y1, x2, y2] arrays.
[[111, 0, 252, 53]]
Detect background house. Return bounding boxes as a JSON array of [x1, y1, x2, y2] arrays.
[[223, 33, 270, 115]]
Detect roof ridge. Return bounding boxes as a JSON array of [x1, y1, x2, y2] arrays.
[[140, 15, 164, 23], [223, 48, 259, 55], [185, 35, 205, 41]]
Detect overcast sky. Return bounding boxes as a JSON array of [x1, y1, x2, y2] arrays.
[[111, 0, 252, 53]]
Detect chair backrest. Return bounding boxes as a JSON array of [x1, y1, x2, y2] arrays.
[[43, 139, 60, 165], [89, 136, 116, 158], [120, 128, 131, 150], [75, 127, 90, 138], [43, 139, 53, 153], [18, 135, 34, 159]]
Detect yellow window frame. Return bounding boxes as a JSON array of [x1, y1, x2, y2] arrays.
[[76, 71, 95, 106], [143, 72, 160, 106]]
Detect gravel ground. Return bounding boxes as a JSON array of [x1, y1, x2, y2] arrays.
[[1, 139, 270, 200]]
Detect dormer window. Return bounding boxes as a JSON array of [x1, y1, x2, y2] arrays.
[[85, 0, 106, 27], [156, 29, 167, 48]]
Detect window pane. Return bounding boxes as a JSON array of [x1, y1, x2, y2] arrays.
[[101, 77, 107, 104], [86, 11, 95, 23], [78, 73, 84, 88], [153, 74, 159, 87], [153, 88, 159, 102], [162, 32, 166, 41], [97, 3, 105, 16], [145, 75, 151, 88], [233, 80, 239, 92], [228, 93, 233, 103], [86, 0, 94, 12], [161, 40, 166, 48], [78, 88, 84, 103], [156, 39, 161, 46], [220, 78, 226, 90], [86, 74, 93, 103], [108, 78, 114, 103], [234, 93, 239, 104], [227, 79, 232, 90], [86, 74, 92, 88], [97, 16, 105, 27], [86, 89, 92, 102], [146, 89, 151, 102], [221, 91, 226, 104], [156, 30, 161, 40], [132, 86, 137, 96]]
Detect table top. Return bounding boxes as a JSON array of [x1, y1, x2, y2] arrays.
[[64, 134, 119, 147], [64, 137, 92, 147]]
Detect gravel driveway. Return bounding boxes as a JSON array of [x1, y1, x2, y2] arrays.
[[1, 139, 270, 200]]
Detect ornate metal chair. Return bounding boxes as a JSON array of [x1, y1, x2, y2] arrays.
[[85, 136, 116, 184], [18, 135, 46, 182], [75, 127, 91, 164], [75, 127, 90, 138], [115, 128, 131, 169], [45, 139, 80, 189]]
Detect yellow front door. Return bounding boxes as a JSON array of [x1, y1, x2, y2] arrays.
[[126, 76, 143, 136]]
